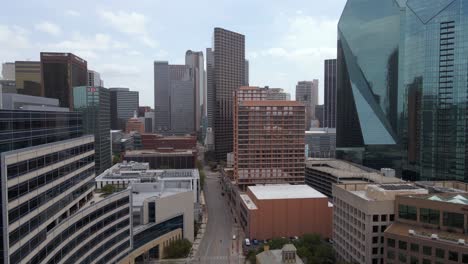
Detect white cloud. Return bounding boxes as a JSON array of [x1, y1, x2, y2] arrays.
[[99, 10, 156, 47], [48, 33, 125, 59], [65, 10, 80, 17], [0, 24, 30, 50], [127, 50, 141, 56], [35, 21, 61, 36], [97, 63, 140, 77]]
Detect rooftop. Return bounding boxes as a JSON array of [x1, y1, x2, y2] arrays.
[[406, 193, 468, 205], [249, 184, 327, 200], [256, 245, 304, 264], [347, 184, 428, 201], [386, 222, 468, 246], [240, 194, 258, 210], [131, 183, 191, 206], [240, 100, 304, 107]]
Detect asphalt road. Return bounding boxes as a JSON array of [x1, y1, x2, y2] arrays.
[[195, 169, 241, 263]]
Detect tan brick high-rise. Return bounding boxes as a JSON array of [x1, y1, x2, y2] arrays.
[[233, 86, 305, 189]]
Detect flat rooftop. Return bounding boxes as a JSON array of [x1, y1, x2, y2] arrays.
[[249, 184, 327, 200], [346, 184, 428, 201], [125, 149, 195, 156], [240, 194, 258, 210], [386, 222, 468, 245]]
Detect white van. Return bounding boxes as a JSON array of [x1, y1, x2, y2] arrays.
[[245, 238, 251, 246]]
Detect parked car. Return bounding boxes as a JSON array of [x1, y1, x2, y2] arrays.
[[253, 239, 259, 245], [232, 235, 236, 240], [245, 238, 251, 246]]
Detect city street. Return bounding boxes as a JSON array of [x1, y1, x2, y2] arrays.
[[194, 168, 243, 263]]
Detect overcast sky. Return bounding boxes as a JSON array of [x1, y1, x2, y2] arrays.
[[0, 0, 347, 107]]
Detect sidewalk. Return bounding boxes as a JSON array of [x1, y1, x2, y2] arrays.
[[188, 190, 208, 260]]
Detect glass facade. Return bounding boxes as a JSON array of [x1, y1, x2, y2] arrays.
[[73, 86, 111, 174], [338, 0, 468, 181]]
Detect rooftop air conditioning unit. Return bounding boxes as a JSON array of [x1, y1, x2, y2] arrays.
[[408, 230, 415, 236], [431, 234, 438, 240]]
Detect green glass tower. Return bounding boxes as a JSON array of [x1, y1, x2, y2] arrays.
[[73, 86, 111, 174]]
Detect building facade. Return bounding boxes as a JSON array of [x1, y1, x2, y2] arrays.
[[124, 149, 196, 169], [15, 61, 41, 96], [185, 50, 205, 134], [333, 183, 428, 264], [73, 86, 112, 174], [40, 52, 87, 109], [1, 93, 67, 112], [233, 87, 305, 188], [206, 48, 215, 132], [141, 134, 196, 150], [1, 63, 15, 80], [87, 70, 104, 87], [213, 27, 245, 160], [295, 80, 318, 130], [324, 59, 336, 128], [305, 128, 336, 158], [265, 88, 291, 101], [315, 104, 324, 128], [109, 87, 139, 130]]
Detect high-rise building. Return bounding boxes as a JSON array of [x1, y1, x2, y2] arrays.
[[40, 52, 87, 109], [315, 104, 324, 127], [337, 0, 468, 181], [15, 61, 41, 96], [87, 69, 104, 87], [295, 80, 318, 130], [333, 183, 428, 264], [305, 128, 336, 159], [73, 86, 111, 174], [185, 50, 205, 133], [206, 48, 215, 131], [233, 86, 305, 189], [324, 59, 336, 128], [153, 62, 195, 135], [109, 87, 139, 130], [213, 27, 245, 160], [1, 62, 15, 80], [244, 59, 249, 86]]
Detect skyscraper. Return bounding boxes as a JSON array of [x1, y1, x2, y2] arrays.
[[213, 27, 245, 160], [40, 52, 87, 109], [324, 59, 336, 128], [153, 62, 195, 135], [73, 86, 111, 174], [15, 61, 41, 96], [206, 48, 215, 131], [109, 87, 139, 130], [337, 0, 468, 181], [244, 59, 249, 86], [185, 50, 205, 134], [87, 70, 104, 87], [233, 86, 305, 189], [295, 80, 318, 130]]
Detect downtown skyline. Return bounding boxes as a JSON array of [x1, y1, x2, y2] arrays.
[[0, 0, 345, 106]]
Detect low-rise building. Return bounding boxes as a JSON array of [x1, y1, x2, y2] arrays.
[[257, 244, 304, 264], [384, 193, 468, 264], [239, 184, 332, 240], [332, 183, 429, 264], [305, 158, 403, 198], [123, 149, 196, 169], [305, 128, 336, 158]]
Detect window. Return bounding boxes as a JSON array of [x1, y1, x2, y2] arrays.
[[436, 248, 444, 259], [411, 243, 419, 252], [399, 240, 407, 250], [399, 204, 417, 220], [420, 208, 440, 225], [423, 246, 431, 256], [410, 256, 419, 264], [390, 214, 395, 221], [148, 202, 155, 223], [373, 236, 379, 244], [381, 225, 387, 232], [387, 250, 395, 260], [387, 238, 395, 248], [399, 253, 407, 263], [372, 247, 378, 254], [373, 215, 379, 222], [443, 212, 464, 229], [422, 259, 431, 264], [381, 215, 387, 221], [373, 226, 379, 233], [462, 254, 468, 264], [449, 251, 458, 262]]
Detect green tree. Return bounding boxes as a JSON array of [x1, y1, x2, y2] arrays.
[[268, 238, 289, 249], [164, 239, 192, 259], [199, 169, 206, 190], [101, 184, 116, 195]]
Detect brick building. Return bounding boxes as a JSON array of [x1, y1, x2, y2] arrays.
[[141, 134, 197, 150]]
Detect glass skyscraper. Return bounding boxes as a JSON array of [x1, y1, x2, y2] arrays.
[[337, 0, 468, 181]]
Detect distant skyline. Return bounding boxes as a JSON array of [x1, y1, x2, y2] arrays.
[[0, 0, 346, 107]]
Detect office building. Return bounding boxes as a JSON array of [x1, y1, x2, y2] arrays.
[[126, 113, 145, 134], [244, 59, 249, 86], [239, 184, 332, 240], [154, 62, 195, 135], [315, 104, 324, 127], [144, 111, 154, 133], [206, 48, 215, 131], [234, 87, 305, 188], [109, 87, 139, 130], [87, 69, 104, 87], [40, 52, 87, 109], [1, 93, 67, 112], [15, 61, 41, 96], [324, 59, 336, 128], [295, 80, 318, 130], [384, 193, 468, 264], [95, 161, 200, 204], [0, 80, 16, 95], [265, 87, 291, 101], [305, 159, 403, 198], [185, 50, 205, 133], [1, 62, 15, 80], [305, 128, 336, 158], [141, 134, 196, 150], [332, 183, 428, 264], [338, 0, 468, 181], [124, 149, 196, 169], [111, 130, 135, 155], [73, 86, 112, 174], [213, 27, 245, 160], [138, 106, 151, 117]]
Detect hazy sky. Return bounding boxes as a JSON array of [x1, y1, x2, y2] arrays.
[[0, 0, 347, 107]]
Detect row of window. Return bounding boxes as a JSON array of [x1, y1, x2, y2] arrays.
[[398, 204, 465, 228], [0, 131, 83, 154], [81, 230, 130, 264], [134, 215, 184, 249], [7, 142, 94, 179], [10, 196, 129, 264], [8, 168, 95, 224], [9, 181, 94, 247], [96, 240, 131, 264], [8, 155, 94, 202]]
